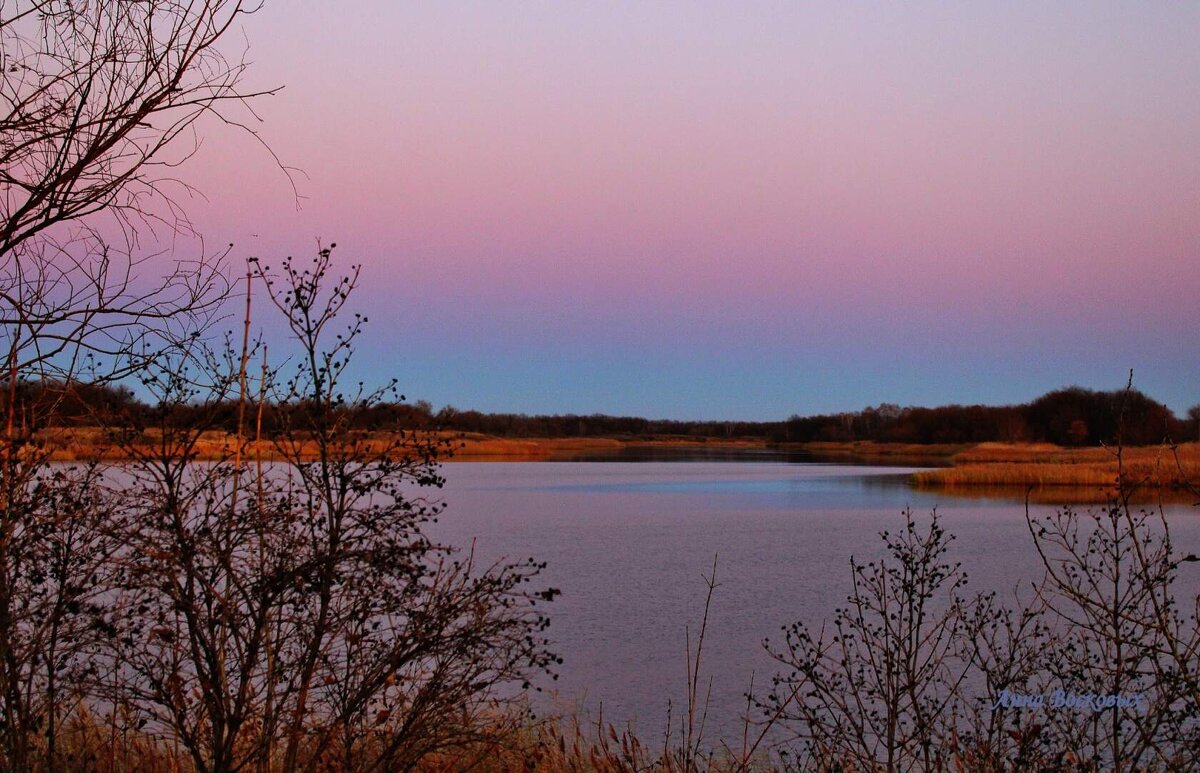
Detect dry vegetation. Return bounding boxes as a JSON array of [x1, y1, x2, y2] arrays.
[[33, 426, 444, 462], [7, 708, 787, 772], [913, 442, 1200, 491], [32, 429, 772, 462], [779, 440, 968, 466], [36, 431, 1200, 502]]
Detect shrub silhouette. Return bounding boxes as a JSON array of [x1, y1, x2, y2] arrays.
[[763, 490, 1200, 771], [96, 248, 560, 772]]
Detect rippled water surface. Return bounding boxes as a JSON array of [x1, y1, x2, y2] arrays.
[[426, 461, 1200, 746]]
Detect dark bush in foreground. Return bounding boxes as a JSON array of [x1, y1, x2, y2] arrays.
[[761, 489, 1200, 772], [0, 250, 560, 772]]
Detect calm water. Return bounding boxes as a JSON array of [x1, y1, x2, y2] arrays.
[[427, 461, 1200, 747]]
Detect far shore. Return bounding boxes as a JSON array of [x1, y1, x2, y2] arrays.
[[28, 429, 1200, 496], [910, 441, 1200, 490], [451, 433, 772, 460]]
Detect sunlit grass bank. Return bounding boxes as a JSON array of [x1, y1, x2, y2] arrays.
[[33, 427, 774, 462], [775, 440, 968, 465], [912, 442, 1200, 491], [31, 430, 1200, 501]]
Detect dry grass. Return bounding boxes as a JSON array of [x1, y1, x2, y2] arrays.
[[452, 434, 627, 460], [778, 441, 969, 464], [417, 717, 782, 772], [34, 427, 454, 462], [33, 428, 773, 463], [955, 441, 1129, 465], [23, 708, 781, 772], [452, 434, 771, 461], [913, 442, 1200, 491], [25, 706, 189, 772]]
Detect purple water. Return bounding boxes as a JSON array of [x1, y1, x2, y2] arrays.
[[427, 461, 1200, 748]]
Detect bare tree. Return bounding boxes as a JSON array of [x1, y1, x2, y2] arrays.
[[761, 510, 983, 772], [93, 249, 559, 773], [0, 461, 126, 770], [0, 2, 277, 767], [0, 0, 277, 381], [762, 498, 1200, 771], [255, 248, 558, 772], [1024, 497, 1200, 770]]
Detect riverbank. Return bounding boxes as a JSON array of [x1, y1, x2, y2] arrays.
[[30, 428, 775, 463], [28, 431, 1200, 497], [772, 440, 967, 465], [910, 441, 1200, 491], [450, 433, 772, 460]]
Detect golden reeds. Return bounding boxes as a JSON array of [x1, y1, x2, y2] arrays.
[[913, 443, 1200, 489]]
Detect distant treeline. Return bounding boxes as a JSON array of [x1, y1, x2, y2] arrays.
[[16, 381, 1199, 447], [780, 387, 1193, 446]]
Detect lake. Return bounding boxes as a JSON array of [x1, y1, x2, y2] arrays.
[[427, 460, 1200, 749]]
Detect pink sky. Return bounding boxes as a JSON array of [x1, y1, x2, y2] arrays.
[[182, 2, 1200, 418]]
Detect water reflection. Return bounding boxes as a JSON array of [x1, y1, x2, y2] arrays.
[[537, 447, 1199, 506], [548, 445, 954, 468], [432, 461, 1200, 747], [913, 482, 1200, 506], [561, 445, 792, 463]]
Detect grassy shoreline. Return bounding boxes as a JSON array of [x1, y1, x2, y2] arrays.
[[32, 428, 776, 463], [450, 433, 771, 460], [31, 430, 1200, 494], [911, 441, 1200, 488]]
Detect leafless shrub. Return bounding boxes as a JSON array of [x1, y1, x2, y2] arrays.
[[87, 248, 559, 773], [760, 510, 982, 772], [1023, 497, 1200, 770], [0, 2, 281, 767], [762, 494, 1200, 771], [0, 460, 124, 770]]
